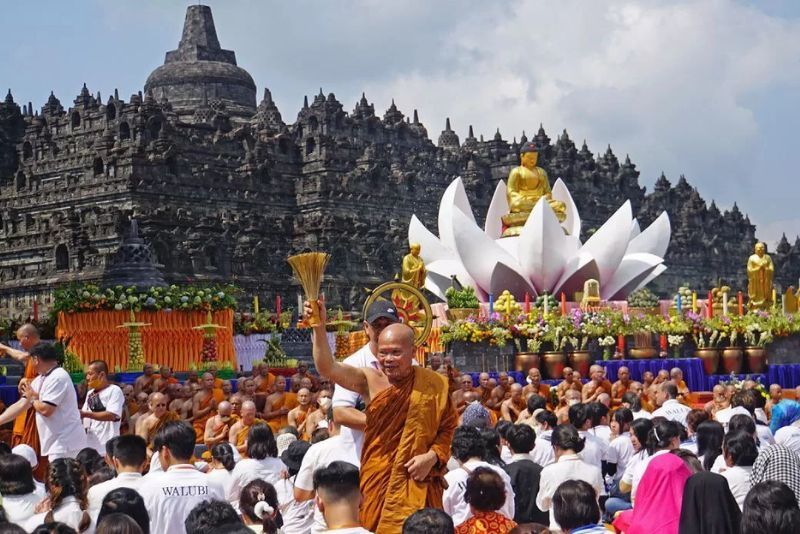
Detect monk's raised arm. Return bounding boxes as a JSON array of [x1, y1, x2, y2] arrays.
[[307, 299, 369, 397]]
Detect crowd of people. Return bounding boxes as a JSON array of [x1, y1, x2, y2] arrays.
[[1, 300, 800, 533]]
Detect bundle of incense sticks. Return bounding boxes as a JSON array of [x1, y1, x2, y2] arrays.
[[287, 252, 330, 327]]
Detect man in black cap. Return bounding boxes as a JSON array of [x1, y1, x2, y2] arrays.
[[330, 300, 400, 459]]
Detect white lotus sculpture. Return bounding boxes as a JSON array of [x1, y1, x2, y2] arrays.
[[408, 177, 671, 302]]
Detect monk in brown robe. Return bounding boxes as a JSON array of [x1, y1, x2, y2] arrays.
[[474, 372, 493, 406], [487, 373, 513, 416], [0, 324, 46, 479], [253, 364, 275, 411], [304, 388, 331, 435], [522, 368, 551, 401], [153, 366, 179, 393], [203, 400, 234, 449], [555, 367, 582, 403], [136, 392, 181, 450], [451, 375, 475, 415], [611, 366, 633, 405], [287, 388, 314, 440], [582, 365, 613, 402], [192, 373, 221, 443], [134, 364, 157, 396], [290, 362, 319, 392], [500, 383, 527, 422], [264, 375, 298, 433], [228, 400, 265, 455], [309, 301, 457, 534]]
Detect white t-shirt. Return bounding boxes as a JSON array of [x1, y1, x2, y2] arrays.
[[588, 425, 612, 444], [87, 472, 144, 515], [295, 434, 361, 534], [721, 465, 753, 510], [606, 432, 634, 478], [578, 430, 608, 469], [2, 489, 45, 524], [22, 496, 86, 532], [331, 344, 377, 459], [621, 450, 649, 489], [633, 409, 653, 420], [652, 399, 691, 427], [714, 406, 750, 429], [443, 459, 515, 527], [756, 424, 775, 446], [531, 430, 555, 467], [229, 457, 287, 502], [31, 366, 87, 456], [83, 383, 125, 455], [206, 468, 235, 504], [139, 464, 224, 534], [536, 453, 605, 531], [274, 476, 315, 534]]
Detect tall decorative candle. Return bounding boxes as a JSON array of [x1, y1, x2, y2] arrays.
[[676, 295, 682, 314], [276, 295, 281, 318], [659, 334, 668, 351], [692, 292, 697, 314], [722, 292, 728, 316], [488, 293, 494, 316], [707, 291, 713, 318], [561, 292, 567, 316], [617, 334, 625, 355], [524, 292, 530, 315], [543, 294, 549, 315], [738, 291, 744, 315], [253, 296, 260, 315]]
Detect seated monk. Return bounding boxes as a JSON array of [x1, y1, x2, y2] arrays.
[[120, 384, 136, 435], [487, 373, 513, 415], [221, 380, 233, 399], [298, 377, 315, 396], [704, 384, 730, 417], [500, 384, 527, 422], [474, 373, 492, 406], [230, 393, 243, 419], [136, 392, 180, 451], [290, 362, 319, 392], [451, 375, 475, 415], [557, 389, 581, 425], [440, 356, 461, 395], [153, 366, 179, 393], [581, 365, 613, 403], [228, 400, 266, 456], [192, 373, 222, 443], [628, 381, 654, 413], [611, 366, 633, 404], [133, 363, 157, 396], [204, 400, 234, 449], [646, 370, 666, 402], [304, 388, 332, 436], [186, 370, 200, 385], [264, 375, 298, 433], [308, 301, 457, 533], [555, 367, 582, 403], [128, 392, 150, 435], [288, 388, 315, 440], [239, 377, 258, 403], [254, 364, 276, 393], [522, 368, 550, 402], [670, 367, 690, 402]]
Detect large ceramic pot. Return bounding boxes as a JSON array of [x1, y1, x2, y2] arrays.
[[446, 308, 479, 321], [745, 346, 768, 374], [514, 352, 540, 374], [721, 347, 744, 374], [629, 347, 658, 359], [542, 351, 566, 380], [568, 350, 592, 376], [695, 348, 720, 375]]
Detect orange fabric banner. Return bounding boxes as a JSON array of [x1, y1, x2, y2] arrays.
[[56, 310, 236, 372]]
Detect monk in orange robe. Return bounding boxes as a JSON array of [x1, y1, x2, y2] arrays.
[[227, 400, 266, 455], [264, 375, 298, 433], [0, 325, 47, 480], [287, 388, 314, 440], [192, 373, 219, 443], [309, 301, 457, 534], [135, 392, 181, 449], [522, 368, 551, 403]]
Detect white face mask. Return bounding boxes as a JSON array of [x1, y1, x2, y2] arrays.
[[318, 397, 332, 411], [568, 399, 580, 407]]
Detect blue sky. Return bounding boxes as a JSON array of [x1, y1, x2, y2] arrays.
[[3, 0, 799, 246]]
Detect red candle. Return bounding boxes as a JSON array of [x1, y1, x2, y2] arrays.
[[707, 291, 713, 318], [660, 334, 667, 351], [524, 292, 530, 314], [33, 300, 38, 322], [276, 295, 282, 318], [617, 334, 625, 355], [561, 292, 567, 315], [738, 291, 744, 316]]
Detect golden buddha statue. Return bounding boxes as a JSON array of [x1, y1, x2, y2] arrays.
[[401, 243, 426, 289], [580, 279, 601, 311], [747, 242, 774, 310], [501, 142, 566, 237], [785, 286, 798, 314]]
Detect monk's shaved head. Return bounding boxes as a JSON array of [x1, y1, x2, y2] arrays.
[[377, 323, 416, 384], [217, 401, 232, 416], [17, 323, 40, 338]]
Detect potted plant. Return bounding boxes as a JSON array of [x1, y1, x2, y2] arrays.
[[565, 309, 595, 376], [599, 335, 616, 360], [445, 286, 480, 321], [540, 314, 568, 379], [744, 313, 772, 374], [694, 316, 720, 375], [626, 312, 658, 359], [627, 288, 661, 316], [510, 320, 542, 374]]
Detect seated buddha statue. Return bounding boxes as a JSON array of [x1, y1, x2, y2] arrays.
[[501, 142, 566, 237]]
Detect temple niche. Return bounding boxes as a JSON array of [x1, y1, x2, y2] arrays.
[[0, 5, 798, 317]]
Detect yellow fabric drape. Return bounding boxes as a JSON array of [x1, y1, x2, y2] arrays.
[[56, 310, 236, 371]]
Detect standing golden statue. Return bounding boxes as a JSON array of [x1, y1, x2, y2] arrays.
[[401, 243, 426, 289], [747, 242, 774, 310], [501, 142, 566, 237]]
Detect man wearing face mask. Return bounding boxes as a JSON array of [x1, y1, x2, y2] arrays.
[[81, 360, 125, 455]]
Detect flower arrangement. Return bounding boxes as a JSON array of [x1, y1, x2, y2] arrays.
[[445, 286, 480, 309], [441, 315, 512, 347], [53, 283, 240, 314]]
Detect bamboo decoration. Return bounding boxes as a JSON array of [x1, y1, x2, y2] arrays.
[[287, 252, 330, 327]]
